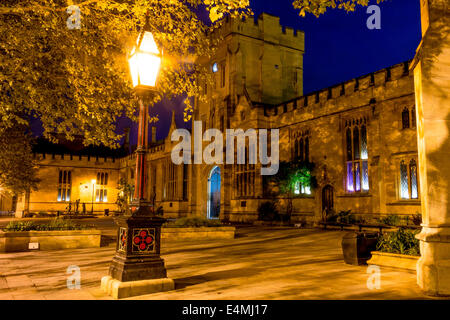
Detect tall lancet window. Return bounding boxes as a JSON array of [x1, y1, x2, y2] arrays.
[[345, 119, 369, 193], [399, 158, 419, 200], [400, 160, 409, 199]]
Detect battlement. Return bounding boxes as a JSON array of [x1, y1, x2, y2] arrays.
[[33, 152, 119, 165], [212, 12, 305, 51], [268, 61, 412, 117]]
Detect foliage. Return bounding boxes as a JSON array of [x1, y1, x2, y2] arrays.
[[164, 216, 222, 228], [116, 178, 134, 214], [379, 214, 401, 226], [3, 218, 93, 231], [412, 213, 422, 226], [376, 228, 420, 256], [326, 210, 355, 224], [292, 0, 385, 17], [0, 0, 251, 148], [0, 124, 40, 194], [267, 160, 316, 219], [257, 200, 279, 221]]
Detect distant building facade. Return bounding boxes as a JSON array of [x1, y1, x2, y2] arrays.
[[16, 13, 420, 223]]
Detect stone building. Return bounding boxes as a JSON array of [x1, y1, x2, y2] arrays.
[[16, 13, 420, 223]]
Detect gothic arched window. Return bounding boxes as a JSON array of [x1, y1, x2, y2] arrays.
[[410, 159, 418, 199], [399, 158, 419, 200], [400, 160, 409, 199], [346, 120, 369, 192]]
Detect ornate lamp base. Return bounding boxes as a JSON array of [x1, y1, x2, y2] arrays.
[[101, 203, 174, 299]]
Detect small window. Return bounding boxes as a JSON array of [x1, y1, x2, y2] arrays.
[[212, 62, 218, 73], [399, 158, 419, 200], [402, 107, 410, 129]]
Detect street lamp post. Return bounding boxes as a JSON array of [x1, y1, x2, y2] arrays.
[[101, 15, 174, 299], [91, 179, 96, 214]]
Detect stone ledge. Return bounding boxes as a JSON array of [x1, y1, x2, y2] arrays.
[[161, 227, 235, 240], [0, 230, 101, 252], [101, 276, 174, 299], [367, 251, 419, 272]]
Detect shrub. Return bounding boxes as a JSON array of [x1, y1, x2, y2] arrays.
[[326, 210, 356, 224], [380, 214, 401, 226], [412, 213, 422, 226], [376, 228, 420, 256], [3, 219, 93, 231], [257, 201, 279, 221], [164, 216, 222, 228]]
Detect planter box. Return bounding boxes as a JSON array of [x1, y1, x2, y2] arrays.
[[341, 232, 379, 265], [161, 227, 235, 240], [0, 229, 101, 252], [367, 251, 419, 272]]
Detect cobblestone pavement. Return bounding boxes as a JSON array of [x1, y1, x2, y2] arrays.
[[0, 225, 440, 300]]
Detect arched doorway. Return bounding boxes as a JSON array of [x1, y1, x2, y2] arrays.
[[207, 166, 221, 219], [322, 185, 334, 222]]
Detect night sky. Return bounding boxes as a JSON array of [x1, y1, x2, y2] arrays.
[[36, 0, 423, 149], [130, 0, 422, 147]]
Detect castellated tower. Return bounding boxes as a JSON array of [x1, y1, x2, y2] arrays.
[[195, 12, 305, 131]]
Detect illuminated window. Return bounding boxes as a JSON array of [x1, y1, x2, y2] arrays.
[[345, 119, 369, 192], [400, 158, 419, 200], [95, 172, 108, 202], [57, 170, 71, 202], [212, 62, 218, 73], [294, 180, 311, 195]]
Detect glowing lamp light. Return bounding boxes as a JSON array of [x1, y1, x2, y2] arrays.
[[91, 179, 96, 185], [128, 30, 162, 90]]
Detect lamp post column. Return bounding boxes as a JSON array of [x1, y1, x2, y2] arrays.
[[133, 96, 150, 206]]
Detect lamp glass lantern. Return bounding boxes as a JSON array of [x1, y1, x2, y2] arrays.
[[128, 30, 162, 90]]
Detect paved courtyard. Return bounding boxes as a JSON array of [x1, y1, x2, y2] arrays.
[[0, 222, 439, 300]]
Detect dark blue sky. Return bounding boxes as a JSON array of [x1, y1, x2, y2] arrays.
[[34, 0, 421, 148], [138, 0, 421, 145]]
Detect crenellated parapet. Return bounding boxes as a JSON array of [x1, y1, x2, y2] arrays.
[[268, 61, 412, 118], [211, 12, 305, 51]]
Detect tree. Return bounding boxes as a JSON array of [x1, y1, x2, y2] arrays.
[[0, 125, 40, 195], [292, 0, 384, 17], [268, 160, 317, 221], [0, 0, 250, 148]]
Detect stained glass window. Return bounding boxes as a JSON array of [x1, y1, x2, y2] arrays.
[[347, 162, 354, 192], [362, 161, 369, 191], [410, 159, 418, 199], [355, 162, 361, 192], [361, 125, 368, 160], [353, 127, 360, 160], [346, 122, 369, 192], [346, 128, 352, 161], [400, 160, 409, 199]]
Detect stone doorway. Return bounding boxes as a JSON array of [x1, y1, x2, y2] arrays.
[[322, 185, 334, 221], [207, 166, 221, 219]]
